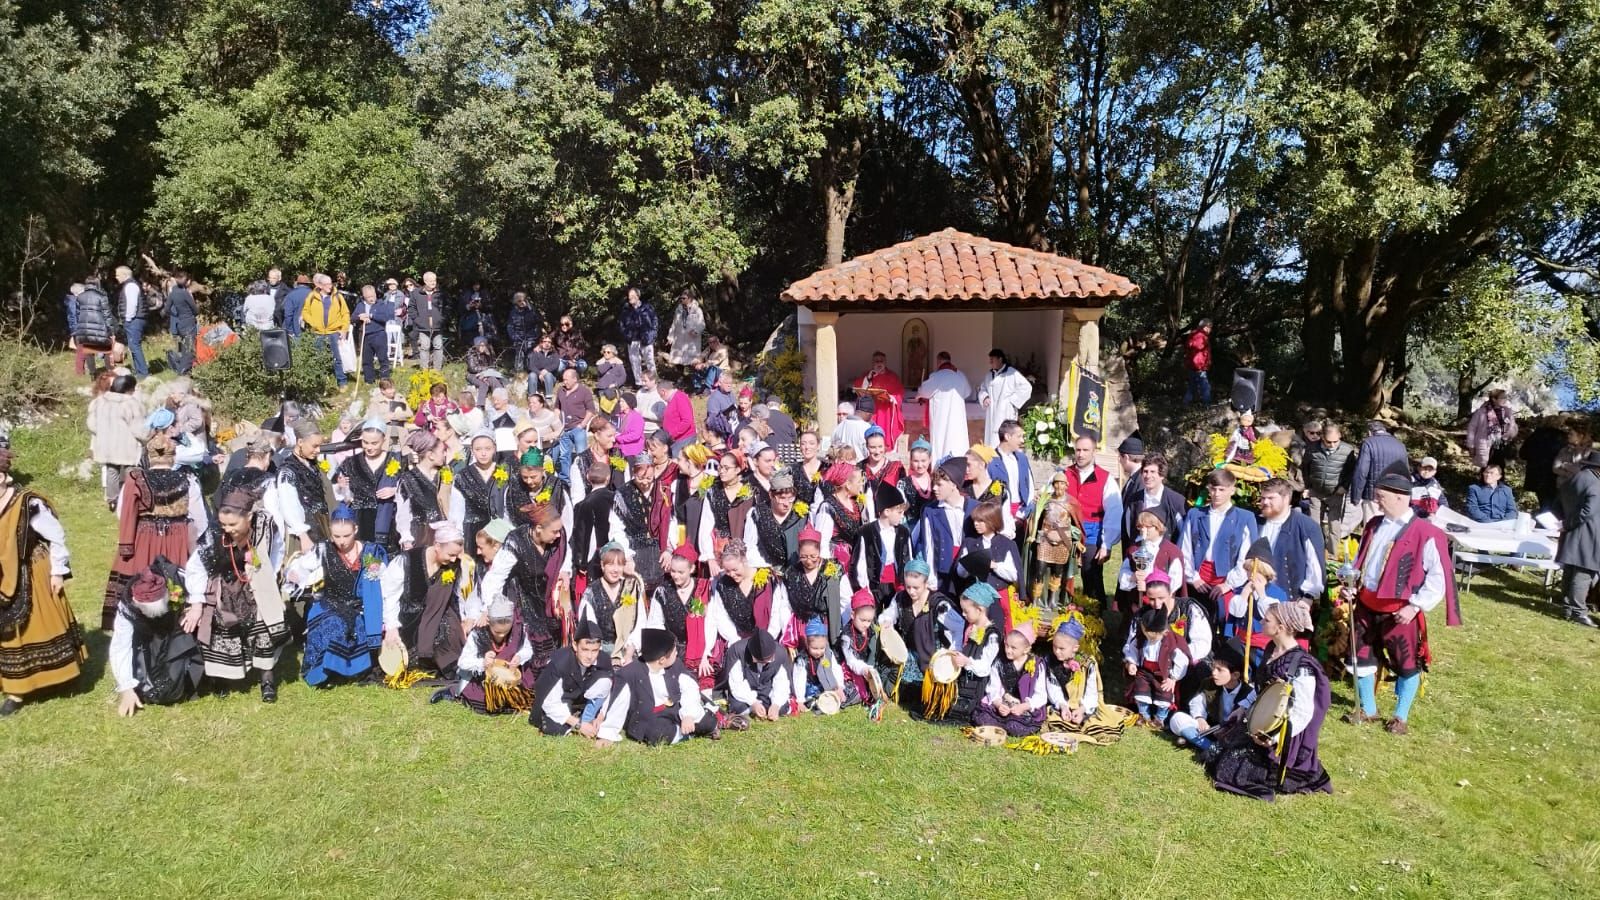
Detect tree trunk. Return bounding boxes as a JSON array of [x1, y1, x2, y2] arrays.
[[1298, 251, 1337, 401], [823, 179, 855, 269], [1456, 366, 1477, 420]]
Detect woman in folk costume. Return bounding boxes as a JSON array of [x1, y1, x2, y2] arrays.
[[574, 542, 644, 665], [703, 540, 790, 658], [898, 440, 936, 532], [609, 453, 672, 587], [479, 511, 568, 671], [878, 559, 961, 695], [696, 449, 753, 575], [181, 488, 291, 702], [277, 419, 337, 555], [787, 430, 825, 508], [962, 444, 1004, 506], [954, 499, 1023, 633], [813, 461, 869, 570], [784, 525, 845, 644], [447, 596, 537, 714], [634, 544, 718, 688], [861, 426, 904, 495], [972, 625, 1048, 736], [529, 619, 612, 736], [1339, 471, 1461, 735], [1207, 600, 1333, 801], [922, 581, 1002, 725], [669, 443, 714, 571], [333, 419, 404, 548], [282, 504, 387, 688], [379, 520, 477, 679], [742, 470, 806, 571], [596, 628, 720, 746], [454, 429, 513, 562], [110, 560, 204, 716], [395, 429, 465, 551], [506, 447, 571, 535], [0, 436, 87, 716], [1030, 471, 1085, 610], [853, 481, 914, 608], [101, 432, 207, 631]]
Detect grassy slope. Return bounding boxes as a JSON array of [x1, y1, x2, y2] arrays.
[[2, 359, 1598, 899]]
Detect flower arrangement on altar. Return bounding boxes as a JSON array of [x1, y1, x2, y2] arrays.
[[1184, 430, 1292, 508], [1022, 403, 1071, 461]]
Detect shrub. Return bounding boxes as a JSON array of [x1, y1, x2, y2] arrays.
[[0, 326, 69, 425], [755, 338, 807, 424], [406, 369, 448, 411], [193, 330, 335, 423]]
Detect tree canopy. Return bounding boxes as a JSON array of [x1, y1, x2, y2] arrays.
[[6, 0, 1599, 415]]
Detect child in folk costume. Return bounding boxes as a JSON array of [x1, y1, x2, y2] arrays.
[[723, 628, 794, 727], [110, 561, 204, 716], [1168, 637, 1255, 759], [854, 481, 913, 608], [576, 542, 644, 664], [955, 500, 1022, 633], [647, 545, 720, 690], [182, 489, 291, 702], [1030, 472, 1084, 610], [877, 559, 961, 692], [794, 617, 859, 712], [1115, 510, 1185, 631], [1218, 539, 1290, 673], [1123, 605, 1192, 728], [898, 440, 936, 532], [477, 511, 568, 674], [1043, 618, 1122, 739], [282, 504, 387, 688], [1207, 601, 1334, 800], [840, 588, 892, 711], [448, 596, 537, 714], [924, 582, 1003, 724], [596, 628, 720, 746], [914, 459, 974, 593], [379, 521, 477, 680], [972, 626, 1048, 735], [1131, 569, 1213, 669], [529, 619, 613, 736]]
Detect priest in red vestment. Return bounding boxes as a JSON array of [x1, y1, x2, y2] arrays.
[[852, 351, 905, 448]]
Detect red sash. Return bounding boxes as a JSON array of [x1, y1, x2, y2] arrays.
[[1357, 586, 1407, 614]]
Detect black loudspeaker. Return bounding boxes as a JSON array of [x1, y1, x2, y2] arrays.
[[1230, 367, 1265, 412], [261, 328, 292, 371]]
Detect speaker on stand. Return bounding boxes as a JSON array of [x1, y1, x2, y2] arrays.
[[261, 328, 292, 372]]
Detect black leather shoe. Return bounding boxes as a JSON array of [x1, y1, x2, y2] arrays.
[[259, 674, 278, 704], [0, 697, 22, 717], [429, 688, 453, 704]]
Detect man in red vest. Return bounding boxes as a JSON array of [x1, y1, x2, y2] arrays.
[[1338, 471, 1461, 735], [1065, 435, 1122, 603]]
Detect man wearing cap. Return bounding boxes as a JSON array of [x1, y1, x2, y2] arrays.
[[596, 628, 718, 745], [531, 619, 612, 735], [1350, 421, 1408, 522], [1113, 436, 1146, 543], [851, 350, 906, 449], [914, 459, 976, 593], [609, 454, 673, 584], [978, 349, 1031, 448], [1227, 478, 1325, 607], [828, 398, 873, 460], [380, 520, 476, 679], [333, 420, 403, 546], [915, 351, 973, 464], [855, 481, 913, 608], [1554, 450, 1600, 628], [1409, 456, 1449, 519], [988, 420, 1034, 534], [110, 559, 204, 716], [743, 470, 804, 571], [724, 628, 794, 724], [277, 420, 336, 555], [1340, 471, 1462, 733], [1065, 435, 1122, 602], [1180, 468, 1258, 601]]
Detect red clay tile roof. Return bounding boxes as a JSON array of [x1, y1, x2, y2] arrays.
[[780, 228, 1139, 309]]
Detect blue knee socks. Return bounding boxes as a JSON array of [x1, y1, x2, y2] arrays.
[[1393, 673, 1421, 721], [1179, 725, 1215, 752], [1136, 701, 1151, 719], [1357, 674, 1378, 716]]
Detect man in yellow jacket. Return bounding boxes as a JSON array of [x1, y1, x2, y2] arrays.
[[301, 273, 351, 386]]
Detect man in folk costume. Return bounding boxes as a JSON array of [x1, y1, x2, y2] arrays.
[[1180, 467, 1258, 601], [1340, 471, 1461, 735], [0, 435, 88, 716], [915, 459, 975, 593], [111, 560, 204, 716], [1229, 478, 1325, 607], [333, 419, 403, 547], [380, 521, 477, 680], [570, 461, 619, 589], [851, 350, 906, 448], [568, 417, 626, 505], [480, 512, 569, 666], [506, 446, 572, 535], [278, 419, 337, 556], [609, 453, 673, 586], [742, 470, 805, 572], [447, 596, 536, 714], [745, 442, 780, 505], [861, 428, 904, 494], [596, 627, 720, 746], [987, 420, 1034, 537], [915, 351, 973, 465], [784, 525, 845, 644], [530, 618, 613, 736], [854, 480, 913, 609], [1065, 435, 1123, 603], [724, 628, 795, 726], [978, 348, 1031, 448], [455, 429, 513, 561], [395, 430, 466, 552], [181, 489, 291, 702]]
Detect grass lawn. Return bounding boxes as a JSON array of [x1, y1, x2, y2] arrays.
[[2, 357, 1598, 899]]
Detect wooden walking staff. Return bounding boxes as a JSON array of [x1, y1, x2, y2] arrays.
[[1243, 558, 1260, 682]]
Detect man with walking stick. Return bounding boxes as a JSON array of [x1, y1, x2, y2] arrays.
[[354, 284, 396, 385]]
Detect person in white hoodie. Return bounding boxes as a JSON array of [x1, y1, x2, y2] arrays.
[[87, 373, 149, 509]]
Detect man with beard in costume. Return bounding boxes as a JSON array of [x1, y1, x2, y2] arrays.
[[181, 489, 290, 702], [530, 619, 613, 736], [333, 419, 403, 548], [380, 521, 476, 680], [110, 559, 203, 715], [595, 628, 719, 746], [478, 513, 568, 672]]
